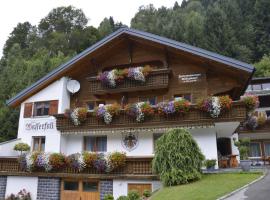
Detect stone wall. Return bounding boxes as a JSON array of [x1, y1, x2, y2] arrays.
[[100, 179, 113, 200], [37, 177, 61, 200], [0, 176, 7, 199]]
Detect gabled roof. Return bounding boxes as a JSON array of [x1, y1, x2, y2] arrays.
[[7, 27, 255, 107]]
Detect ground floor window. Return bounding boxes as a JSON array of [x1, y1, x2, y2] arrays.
[[264, 142, 270, 157], [32, 136, 45, 151], [84, 136, 107, 152], [249, 142, 261, 157]]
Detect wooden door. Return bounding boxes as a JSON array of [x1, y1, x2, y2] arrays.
[[128, 183, 152, 197], [61, 179, 100, 200]]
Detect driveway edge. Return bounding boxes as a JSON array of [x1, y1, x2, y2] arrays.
[[217, 170, 267, 200]]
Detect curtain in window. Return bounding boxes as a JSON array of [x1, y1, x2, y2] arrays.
[[264, 143, 270, 157], [97, 136, 107, 152], [250, 143, 261, 157], [85, 136, 107, 152]]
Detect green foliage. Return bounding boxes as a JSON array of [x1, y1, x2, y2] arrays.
[[104, 194, 114, 200], [254, 55, 270, 77], [143, 189, 151, 198], [117, 196, 129, 200], [13, 143, 30, 152], [127, 190, 140, 200], [234, 138, 251, 160], [153, 128, 205, 186], [204, 159, 216, 169]]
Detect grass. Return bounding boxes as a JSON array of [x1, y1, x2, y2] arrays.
[[151, 172, 262, 200]]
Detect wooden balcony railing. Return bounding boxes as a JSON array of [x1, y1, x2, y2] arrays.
[[238, 120, 270, 133], [87, 69, 170, 94], [55, 102, 247, 132], [0, 157, 155, 179]]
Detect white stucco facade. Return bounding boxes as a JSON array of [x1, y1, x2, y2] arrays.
[[5, 176, 38, 199], [0, 139, 21, 157]]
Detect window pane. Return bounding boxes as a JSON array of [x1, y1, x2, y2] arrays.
[[85, 137, 95, 151], [263, 83, 270, 90], [149, 97, 156, 105], [33, 138, 39, 151], [64, 181, 79, 191], [83, 182, 98, 192], [252, 84, 262, 90], [41, 138, 45, 151], [264, 143, 270, 157], [97, 136, 107, 152], [266, 110, 270, 117], [250, 143, 261, 157], [259, 95, 270, 108], [34, 102, 50, 116], [88, 102, 95, 110]]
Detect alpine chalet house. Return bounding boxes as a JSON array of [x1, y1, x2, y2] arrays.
[[0, 28, 254, 200], [238, 77, 270, 164]]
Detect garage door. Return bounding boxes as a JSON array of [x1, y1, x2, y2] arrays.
[[61, 179, 100, 200], [128, 183, 152, 197]]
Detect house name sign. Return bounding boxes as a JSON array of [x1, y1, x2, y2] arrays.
[[178, 73, 202, 83], [25, 121, 55, 132]]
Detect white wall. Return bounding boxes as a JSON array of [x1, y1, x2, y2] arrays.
[[5, 176, 38, 199], [0, 139, 21, 157], [113, 179, 161, 199], [16, 77, 70, 153]]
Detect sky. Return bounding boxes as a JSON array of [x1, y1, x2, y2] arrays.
[[0, 0, 181, 56]]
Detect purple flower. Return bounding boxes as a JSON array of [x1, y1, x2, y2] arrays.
[[158, 101, 175, 115]]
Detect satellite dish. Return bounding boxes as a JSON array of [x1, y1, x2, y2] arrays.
[[67, 79, 80, 94]]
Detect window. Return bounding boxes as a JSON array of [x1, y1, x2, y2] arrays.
[[249, 142, 261, 157], [252, 84, 262, 91], [259, 95, 270, 108], [264, 143, 270, 157], [138, 96, 157, 105], [84, 136, 107, 152], [263, 83, 270, 90], [266, 110, 270, 117], [83, 182, 98, 192], [87, 101, 95, 111], [34, 101, 50, 116], [64, 181, 79, 191], [174, 94, 192, 102], [32, 137, 45, 151]]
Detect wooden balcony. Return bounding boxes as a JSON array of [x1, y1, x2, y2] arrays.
[[0, 157, 156, 179], [87, 69, 170, 94], [55, 102, 247, 132], [238, 120, 270, 133]]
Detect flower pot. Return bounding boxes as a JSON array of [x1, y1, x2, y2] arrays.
[[240, 160, 252, 171]]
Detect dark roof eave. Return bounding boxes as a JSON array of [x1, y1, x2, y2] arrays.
[[6, 27, 254, 107]]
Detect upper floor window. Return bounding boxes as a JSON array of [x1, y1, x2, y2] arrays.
[[34, 101, 50, 116], [23, 100, 58, 118], [84, 136, 107, 152], [258, 95, 270, 108], [174, 94, 192, 102], [32, 136, 45, 151], [138, 96, 157, 105]]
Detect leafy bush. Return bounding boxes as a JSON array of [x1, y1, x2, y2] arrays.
[[5, 189, 31, 200], [153, 128, 205, 186], [128, 190, 140, 200], [117, 196, 129, 200], [143, 189, 151, 198], [104, 194, 114, 200], [234, 138, 250, 160], [49, 153, 66, 170], [13, 143, 30, 154], [108, 151, 126, 170], [204, 159, 216, 169]]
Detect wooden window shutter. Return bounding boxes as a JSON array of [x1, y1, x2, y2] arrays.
[[49, 100, 59, 115], [24, 103, 33, 118]]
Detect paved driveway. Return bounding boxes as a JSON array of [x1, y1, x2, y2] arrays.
[[225, 169, 270, 200]]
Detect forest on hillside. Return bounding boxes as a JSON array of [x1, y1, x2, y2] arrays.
[[0, 0, 270, 142]]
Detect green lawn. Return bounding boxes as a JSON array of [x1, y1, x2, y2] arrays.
[[151, 173, 262, 200]]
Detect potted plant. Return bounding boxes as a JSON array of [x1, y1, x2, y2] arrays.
[[204, 159, 216, 171], [13, 143, 30, 155], [234, 138, 251, 171]]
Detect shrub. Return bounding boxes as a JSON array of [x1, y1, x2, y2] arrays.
[[153, 128, 205, 186], [108, 152, 126, 170], [104, 194, 114, 200], [143, 189, 151, 198], [82, 152, 98, 168], [49, 153, 66, 170], [234, 138, 250, 160], [128, 190, 140, 200], [204, 159, 216, 169], [13, 143, 30, 154], [117, 196, 129, 200]]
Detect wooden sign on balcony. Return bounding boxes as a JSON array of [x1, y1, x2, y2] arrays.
[[178, 73, 204, 83]]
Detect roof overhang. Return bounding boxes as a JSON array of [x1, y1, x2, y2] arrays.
[[7, 27, 255, 107]]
